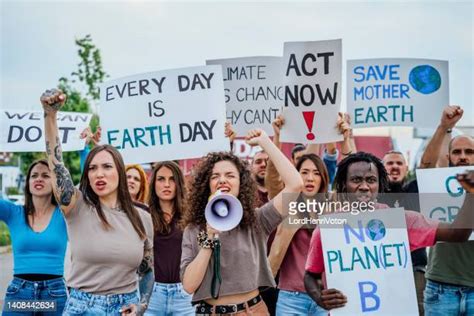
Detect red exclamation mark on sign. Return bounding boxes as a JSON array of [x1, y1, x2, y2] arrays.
[[302, 111, 315, 141]]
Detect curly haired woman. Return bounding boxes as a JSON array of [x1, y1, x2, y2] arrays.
[[180, 129, 303, 315]]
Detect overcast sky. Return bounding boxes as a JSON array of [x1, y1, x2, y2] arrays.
[[1, 0, 473, 131]]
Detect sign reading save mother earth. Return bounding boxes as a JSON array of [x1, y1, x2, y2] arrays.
[[347, 59, 448, 129]]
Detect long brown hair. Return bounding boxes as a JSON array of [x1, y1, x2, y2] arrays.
[[148, 161, 186, 235], [182, 152, 258, 231], [296, 153, 330, 194], [79, 145, 146, 239], [24, 159, 57, 229], [126, 164, 149, 204]]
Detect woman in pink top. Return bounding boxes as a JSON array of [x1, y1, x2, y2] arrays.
[[304, 152, 474, 312], [272, 153, 330, 316]]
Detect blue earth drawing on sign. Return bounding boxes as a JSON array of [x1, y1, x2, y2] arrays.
[[365, 219, 386, 241], [409, 65, 441, 94]]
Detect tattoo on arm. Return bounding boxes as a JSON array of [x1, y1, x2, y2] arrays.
[[138, 244, 154, 313], [54, 136, 63, 162], [47, 136, 74, 206], [54, 163, 75, 206], [46, 141, 52, 156], [138, 243, 154, 276]]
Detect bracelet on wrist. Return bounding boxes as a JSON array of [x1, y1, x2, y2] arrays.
[[197, 231, 214, 249]]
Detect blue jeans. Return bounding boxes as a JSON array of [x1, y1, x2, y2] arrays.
[[424, 279, 474, 316], [63, 288, 139, 315], [276, 290, 328, 316], [2, 277, 67, 315], [144, 282, 194, 316]]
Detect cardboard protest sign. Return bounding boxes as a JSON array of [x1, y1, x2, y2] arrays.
[[347, 59, 449, 128], [417, 166, 474, 239], [280, 39, 343, 144], [99, 66, 229, 164], [207, 57, 283, 136], [0, 109, 91, 152], [320, 208, 418, 316]]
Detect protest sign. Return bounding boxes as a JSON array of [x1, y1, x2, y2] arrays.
[[280, 39, 343, 144], [207, 56, 283, 136], [99, 66, 229, 164], [320, 208, 418, 316], [417, 166, 474, 239], [0, 109, 91, 152], [347, 59, 449, 128]]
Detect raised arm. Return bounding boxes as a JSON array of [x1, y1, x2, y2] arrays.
[[265, 115, 285, 199], [420, 105, 463, 169], [246, 129, 303, 216], [40, 89, 78, 214], [435, 170, 474, 242], [338, 112, 356, 159], [224, 122, 236, 152]]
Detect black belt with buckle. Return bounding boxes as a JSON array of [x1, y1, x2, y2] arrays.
[[196, 295, 262, 314]]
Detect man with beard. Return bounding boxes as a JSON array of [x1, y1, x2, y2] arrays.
[[251, 150, 270, 207], [381, 150, 426, 315], [303, 152, 474, 313], [419, 105, 474, 316]]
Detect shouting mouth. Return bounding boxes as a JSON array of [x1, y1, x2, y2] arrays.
[[95, 180, 107, 191]]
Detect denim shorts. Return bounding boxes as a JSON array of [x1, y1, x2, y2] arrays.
[[144, 282, 194, 316], [276, 290, 328, 316], [2, 276, 67, 315], [63, 288, 139, 316]]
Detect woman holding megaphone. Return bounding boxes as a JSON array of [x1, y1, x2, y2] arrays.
[[181, 129, 303, 315]]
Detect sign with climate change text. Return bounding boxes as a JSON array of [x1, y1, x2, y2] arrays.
[[320, 208, 418, 316], [99, 66, 229, 164], [207, 56, 283, 136], [417, 166, 474, 240], [347, 58, 448, 128], [281, 39, 343, 144]]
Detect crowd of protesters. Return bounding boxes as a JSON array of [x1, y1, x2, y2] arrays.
[[0, 89, 472, 316]]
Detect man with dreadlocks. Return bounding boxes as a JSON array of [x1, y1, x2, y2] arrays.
[[303, 152, 474, 312]]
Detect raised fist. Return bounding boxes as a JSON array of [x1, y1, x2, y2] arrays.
[[245, 128, 268, 146], [272, 114, 285, 136], [440, 105, 463, 130], [40, 88, 67, 113]]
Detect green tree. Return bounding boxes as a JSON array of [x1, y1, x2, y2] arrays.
[[13, 35, 107, 184]]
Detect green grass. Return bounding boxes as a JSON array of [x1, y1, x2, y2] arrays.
[[0, 222, 11, 246]]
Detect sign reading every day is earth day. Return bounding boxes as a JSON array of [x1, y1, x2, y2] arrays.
[[99, 66, 229, 164], [347, 59, 449, 129]]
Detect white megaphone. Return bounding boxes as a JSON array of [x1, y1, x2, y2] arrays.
[[205, 190, 243, 232]]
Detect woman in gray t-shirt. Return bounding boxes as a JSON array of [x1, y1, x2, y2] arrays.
[[41, 88, 154, 316], [180, 129, 303, 315]]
